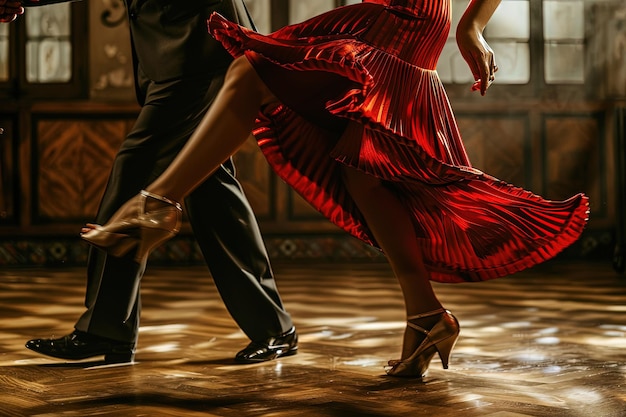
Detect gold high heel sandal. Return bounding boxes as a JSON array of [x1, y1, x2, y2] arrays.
[[386, 308, 460, 378], [81, 190, 182, 264]]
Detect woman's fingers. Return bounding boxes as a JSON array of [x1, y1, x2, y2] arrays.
[[0, 0, 24, 23], [473, 50, 498, 96]]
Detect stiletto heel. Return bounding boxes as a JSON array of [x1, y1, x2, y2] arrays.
[[134, 225, 178, 264], [386, 308, 460, 378], [81, 190, 182, 264], [434, 331, 457, 369]]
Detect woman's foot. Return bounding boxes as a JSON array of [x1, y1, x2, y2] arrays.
[[386, 308, 460, 378], [81, 190, 182, 263]]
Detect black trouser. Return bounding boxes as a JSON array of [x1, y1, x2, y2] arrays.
[[74, 67, 293, 343]]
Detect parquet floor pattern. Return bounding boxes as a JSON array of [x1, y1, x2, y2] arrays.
[[0, 261, 624, 416]]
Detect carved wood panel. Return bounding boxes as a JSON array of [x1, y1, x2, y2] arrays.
[[0, 117, 15, 224], [288, 182, 327, 222], [543, 113, 605, 218], [35, 117, 132, 222], [456, 114, 530, 187]]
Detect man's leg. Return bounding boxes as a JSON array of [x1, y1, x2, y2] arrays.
[[23, 133, 155, 362], [27, 71, 296, 362], [25, 73, 198, 360], [185, 161, 294, 343]]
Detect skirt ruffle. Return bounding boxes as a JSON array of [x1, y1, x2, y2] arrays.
[[207, 4, 589, 283]]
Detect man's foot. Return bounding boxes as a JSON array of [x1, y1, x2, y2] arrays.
[[235, 327, 298, 363], [25, 331, 135, 363]]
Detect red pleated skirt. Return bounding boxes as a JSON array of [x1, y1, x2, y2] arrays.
[[208, 0, 589, 283]]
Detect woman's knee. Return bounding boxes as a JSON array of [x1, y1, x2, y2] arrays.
[[225, 56, 255, 85], [225, 56, 274, 103]]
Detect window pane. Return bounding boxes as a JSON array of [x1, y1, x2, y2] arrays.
[[25, 3, 72, 83], [543, 0, 584, 40], [450, 0, 469, 39], [0, 24, 7, 81], [438, 40, 475, 84], [438, 41, 529, 85], [442, 0, 485, 83], [545, 43, 584, 83], [491, 41, 530, 83], [444, 0, 530, 85], [485, 0, 530, 40], [246, 0, 271, 34], [543, 0, 584, 84], [290, 0, 336, 24]]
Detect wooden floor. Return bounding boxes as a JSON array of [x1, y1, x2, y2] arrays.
[[1, 260, 625, 416]]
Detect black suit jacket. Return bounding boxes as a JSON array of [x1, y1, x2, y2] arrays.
[[23, 0, 255, 82]]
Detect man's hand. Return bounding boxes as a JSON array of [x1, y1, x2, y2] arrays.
[[0, 0, 25, 23]]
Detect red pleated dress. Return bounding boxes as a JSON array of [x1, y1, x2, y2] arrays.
[[208, 0, 589, 283]]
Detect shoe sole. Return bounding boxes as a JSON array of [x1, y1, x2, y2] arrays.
[[235, 347, 298, 364]]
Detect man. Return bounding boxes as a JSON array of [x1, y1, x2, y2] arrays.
[[1, 0, 297, 364]]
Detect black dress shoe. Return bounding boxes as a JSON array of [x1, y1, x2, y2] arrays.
[[235, 327, 298, 363], [25, 330, 135, 363]]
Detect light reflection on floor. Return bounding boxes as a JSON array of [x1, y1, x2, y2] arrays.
[[0, 260, 624, 416]]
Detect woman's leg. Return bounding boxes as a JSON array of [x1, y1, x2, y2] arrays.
[[341, 164, 443, 360], [146, 56, 276, 203], [82, 57, 278, 262]]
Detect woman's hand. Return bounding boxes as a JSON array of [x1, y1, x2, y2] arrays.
[[456, 23, 497, 96], [455, 0, 502, 96], [0, 0, 24, 23]]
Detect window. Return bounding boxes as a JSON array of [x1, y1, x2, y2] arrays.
[[484, 0, 532, 84], [0, 2, 87, 99], [25, 3, 72, 83], [440, 0, 532, 85], [245, 0, 271, 34], [439, 0, 587, 98], [543, 0, 585, 84], [0, 23, 8, 82], [288, 0, 349, 23]]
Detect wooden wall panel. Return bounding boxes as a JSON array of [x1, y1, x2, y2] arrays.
[[456, 114, 530, 187], [0, 117, 15, 224], [543, 113, 606, 219], [0, 102, 619, 264], [288, 188, 327, 222], [35, 117, 131, 222], [0, 1, 620, 264]]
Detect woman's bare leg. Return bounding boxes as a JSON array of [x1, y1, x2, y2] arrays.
[[341, 162, 443, 360], [146, 56, 276, 203]]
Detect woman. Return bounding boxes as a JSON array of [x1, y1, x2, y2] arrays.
[[82, 0, 589, 377]]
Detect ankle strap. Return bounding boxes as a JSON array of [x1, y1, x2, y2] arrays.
[[140, 190, 182, 210], [405, 307, 446, 334], [406, 307, 446, 321]]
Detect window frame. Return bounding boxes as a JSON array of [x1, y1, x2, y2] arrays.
[[443, 0, 593, 101], [0, 1, 88, 100]]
